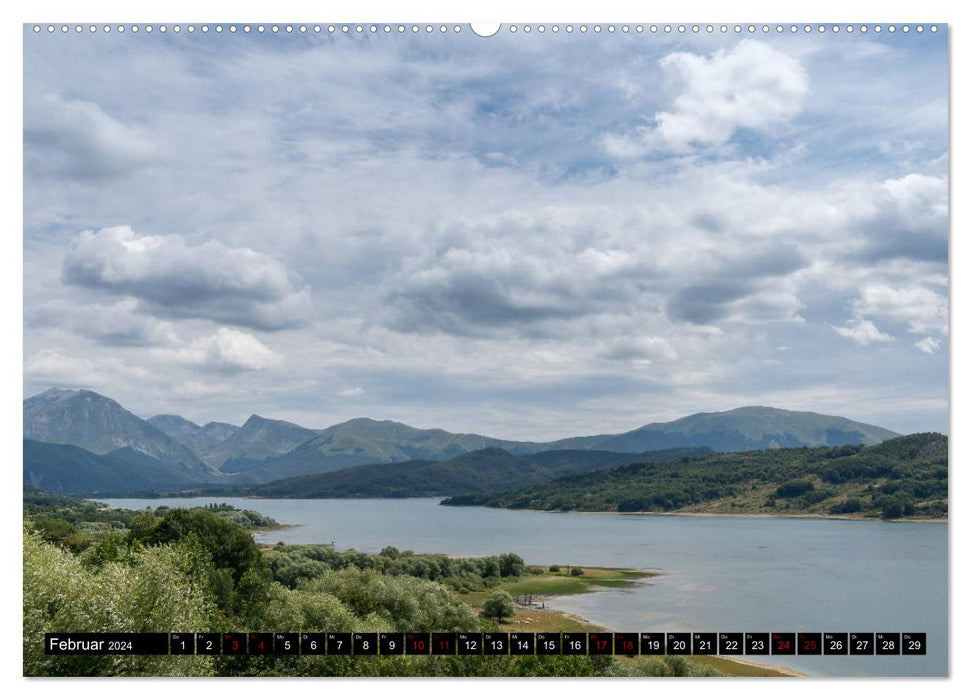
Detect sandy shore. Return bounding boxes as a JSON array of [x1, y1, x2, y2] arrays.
[[540, 598, 801, 677]]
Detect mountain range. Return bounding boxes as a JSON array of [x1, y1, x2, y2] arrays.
[[22, 387, 900, 495], [248, 446, 714, 499]]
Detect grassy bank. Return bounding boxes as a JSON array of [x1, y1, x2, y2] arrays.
[[458, 564, 796, 677]]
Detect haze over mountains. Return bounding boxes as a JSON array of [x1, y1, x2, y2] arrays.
[[22, 388, 900, 495]]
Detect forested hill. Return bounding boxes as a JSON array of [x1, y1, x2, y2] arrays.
[[441, 433, 948, 520], [251, 446, 714, 498]]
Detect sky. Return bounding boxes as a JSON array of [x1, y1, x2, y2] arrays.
[[22, 24, 949, 439]]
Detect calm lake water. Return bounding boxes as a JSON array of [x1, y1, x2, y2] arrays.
[[103, 497, 948, 677]]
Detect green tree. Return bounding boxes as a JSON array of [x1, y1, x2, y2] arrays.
[[882, 498, 904, 519], [129, 508, 271, 615], [830, 497, 862, 514], [479, 556, 501, 579], [482, 590, 515, 622], [498, 553, 525, 577], [775, 478, 814, 498]]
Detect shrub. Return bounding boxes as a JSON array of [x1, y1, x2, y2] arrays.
[[830, 498, 862, 514], [570, 568, 584, 577], [23, 524, 216, 676], [482, 590, 515, 622], [880, 497, 914, 519], [775, 479, 815, 498], [548, 565, 560, 572], [498, 553, 526, 578]]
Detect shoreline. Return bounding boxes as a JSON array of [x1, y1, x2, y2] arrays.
[[119, 494, 946, 524], [538, 601, 801, 677], [239, 494, 946, 523], [507, 506, 947, 524], [471, 563, 800, 678]]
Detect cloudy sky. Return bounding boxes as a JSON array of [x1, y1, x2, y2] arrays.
[[22, 25, 948, 439]]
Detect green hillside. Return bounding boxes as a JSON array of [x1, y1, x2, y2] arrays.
[[200, 414, 318, 470], [251, 446, 713, 498], [442, 433, 947, 520], [548, 406, 898, 453], [23, 440, 214, 495]]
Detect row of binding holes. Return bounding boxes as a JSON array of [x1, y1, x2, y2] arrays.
[[31, 24, 942, 34], [32, 24, 465, 34], [508, 24, 936, 33]]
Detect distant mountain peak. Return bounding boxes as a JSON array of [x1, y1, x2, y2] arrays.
[[33, 387, 79, 401], [149, 414, 202, 430], [201, 413, 318, 470], [24, 388, 211, 476], [29, 387, 115, 405], [147, 413, 240, 466], [338, 417, 405, 427], [241, 414, 309, 430], [202, 421, 239, 431]]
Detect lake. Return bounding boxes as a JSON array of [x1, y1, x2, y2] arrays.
[[102, 497, 948, 677]]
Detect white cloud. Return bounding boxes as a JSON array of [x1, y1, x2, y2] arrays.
[[831, 319, 893, 345], [604, 41, 809, 157], [24, 349, 97, 379], [852, 284, 948, 336], [915, 337, 940, 354], [62, 226, 312, 330], [338, 386, 365, 397], [156, 328, 282, 374], [24, 349, 148, 386]]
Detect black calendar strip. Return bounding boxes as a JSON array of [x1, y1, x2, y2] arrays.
[[45, 632, 927, 656]]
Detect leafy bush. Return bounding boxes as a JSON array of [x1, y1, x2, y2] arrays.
[[830, 498, 862, 514], [881, 498, 904, 519], [498, 553, 526, 577], [265, 545, 524, 592], [304, 568, 480, 631], [775, 479, 815, 498], [482, 590, 515, 622], [23, 525, 216, 677]]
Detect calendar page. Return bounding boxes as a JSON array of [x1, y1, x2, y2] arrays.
[[22, 20, 948, 679]]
